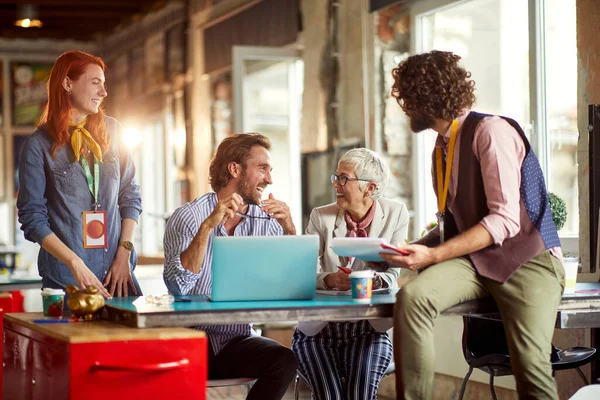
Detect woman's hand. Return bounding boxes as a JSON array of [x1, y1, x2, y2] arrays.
[[69, 258, 112, 299], [324, 271, 351, 291], [103, 247, 137, 297]]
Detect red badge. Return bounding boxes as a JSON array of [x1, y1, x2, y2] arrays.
[[83, 210, 108, 249]]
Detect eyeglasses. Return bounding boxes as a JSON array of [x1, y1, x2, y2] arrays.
[[330, 173, 370, 186], [235, 211, 271, 220]]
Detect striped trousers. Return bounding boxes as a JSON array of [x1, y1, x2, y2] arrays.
[[292, 320, 393, 400]]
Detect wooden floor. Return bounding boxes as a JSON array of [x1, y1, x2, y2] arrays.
[[206, 381, 396, 399]]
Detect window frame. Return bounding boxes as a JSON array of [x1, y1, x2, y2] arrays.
[[409, 0, 578, 248]]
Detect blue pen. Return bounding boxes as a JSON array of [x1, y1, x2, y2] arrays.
[[33, 319, 79, 324]]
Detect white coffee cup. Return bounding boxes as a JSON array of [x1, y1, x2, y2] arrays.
[[563, 257, 579, 295]]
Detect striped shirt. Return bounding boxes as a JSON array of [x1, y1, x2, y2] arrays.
[[163, 192, 283, 354]]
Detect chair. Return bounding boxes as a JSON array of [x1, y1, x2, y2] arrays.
[[459, 316, 597, 400], [207, 377, 257, 397], [293, 361, 396, 400], [205, 324, 264, 396]]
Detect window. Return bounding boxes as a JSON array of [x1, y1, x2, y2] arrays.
[[412, 0, 578, 238]]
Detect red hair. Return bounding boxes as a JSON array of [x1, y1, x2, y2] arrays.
[[39, 50, 109, 158]]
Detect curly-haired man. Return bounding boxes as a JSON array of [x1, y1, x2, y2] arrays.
[[383, 51, 564, 399]]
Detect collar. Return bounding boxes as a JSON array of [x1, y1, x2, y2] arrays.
[[434, 110, 470, 149]]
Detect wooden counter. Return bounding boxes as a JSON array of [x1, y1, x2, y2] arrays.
[[3, 313, 208, 400]]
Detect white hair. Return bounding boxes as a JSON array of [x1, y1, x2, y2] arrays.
[[339, 148, 389, 199]]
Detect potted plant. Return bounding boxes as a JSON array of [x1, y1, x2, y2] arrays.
[[548, 192, 567, 232]]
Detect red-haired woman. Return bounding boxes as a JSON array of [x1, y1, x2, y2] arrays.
[[17, 50, 142, 298]]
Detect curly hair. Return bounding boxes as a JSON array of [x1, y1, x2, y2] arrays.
[[391, 51, 476, 121], [209, 133, 271, 192]]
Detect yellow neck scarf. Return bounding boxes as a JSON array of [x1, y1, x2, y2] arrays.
[[70, 120, 103, 162]]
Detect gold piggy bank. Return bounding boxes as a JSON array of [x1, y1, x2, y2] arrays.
[[66, 285, 105, 321]]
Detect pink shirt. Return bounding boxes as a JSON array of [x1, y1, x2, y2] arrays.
[[432, 111, 562, 257]]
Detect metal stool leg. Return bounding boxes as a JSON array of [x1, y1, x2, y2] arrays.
[[489, 375, 498, 400], [576, 367, 590, 385], [294, 373, 300, 400], [458, 367, 473, 400]]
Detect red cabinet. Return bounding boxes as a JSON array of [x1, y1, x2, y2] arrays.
[[3, 313, 207, 400]]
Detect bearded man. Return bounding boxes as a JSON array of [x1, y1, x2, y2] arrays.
[[384, 51, 564, 399], [163, 132, 297, 400]]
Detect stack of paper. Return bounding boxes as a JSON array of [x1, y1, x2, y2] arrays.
[[317, 288, 391, 296]]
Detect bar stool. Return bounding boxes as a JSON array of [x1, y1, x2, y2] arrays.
[[207, 377, 257, 397], [459, 316, 597, 400]]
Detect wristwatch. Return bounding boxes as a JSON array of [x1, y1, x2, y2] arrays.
[[119, 241, 134, 252]]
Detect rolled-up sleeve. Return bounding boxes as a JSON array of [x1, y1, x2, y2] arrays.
[[163, 207, 204, 295], [17, 135, 53, 244], [114, 120, 142, 221], [474, 117, 525, 245]]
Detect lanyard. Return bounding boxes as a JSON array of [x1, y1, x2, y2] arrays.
[[435, 119, 459, 243], [80, 155, 100, 211]]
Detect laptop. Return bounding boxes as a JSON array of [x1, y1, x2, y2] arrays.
[[211, 235, 319, 301]]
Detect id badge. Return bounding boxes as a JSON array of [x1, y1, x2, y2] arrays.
[[83, 210, 108, 249]]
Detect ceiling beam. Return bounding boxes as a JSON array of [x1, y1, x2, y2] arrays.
[[0, 10, 127, 19], [0, 0, 152, 6]]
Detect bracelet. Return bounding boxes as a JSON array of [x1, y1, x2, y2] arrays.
[[373, 274, 383, 290]]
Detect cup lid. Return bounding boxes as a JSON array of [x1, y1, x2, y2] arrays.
[[42, 288, 65, 296], [350, 270, 374, 278]]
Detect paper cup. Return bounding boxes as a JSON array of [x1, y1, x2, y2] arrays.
[[42, 288, 65, 317], [350, 271, 373, 302], [563, 258, 579, 295]]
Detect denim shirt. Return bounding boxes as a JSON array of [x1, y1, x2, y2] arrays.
[[17, 116, 143, 289]]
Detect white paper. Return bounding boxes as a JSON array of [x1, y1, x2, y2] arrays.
[[330, 237, 402, 262]]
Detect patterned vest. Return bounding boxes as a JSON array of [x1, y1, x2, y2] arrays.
[[432, 111, 560, 283]]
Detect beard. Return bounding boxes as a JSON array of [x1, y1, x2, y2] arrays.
[[237, 173, 264, 205], [409, 112, 435, 133]]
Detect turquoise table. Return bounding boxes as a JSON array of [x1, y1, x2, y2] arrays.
[[0, 276, 42, 291], [105, 291, 399, 328], [104, 283, 600, 329]]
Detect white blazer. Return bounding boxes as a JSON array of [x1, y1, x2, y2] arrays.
[[297, 197, 410, 335]]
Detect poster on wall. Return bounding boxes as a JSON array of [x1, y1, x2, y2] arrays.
[[11, 62, 52, 126]]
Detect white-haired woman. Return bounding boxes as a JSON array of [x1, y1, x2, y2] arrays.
[[292, 148, 409, 400]]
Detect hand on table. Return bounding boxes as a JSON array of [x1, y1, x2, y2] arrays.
[[324, 270, 351, 291]]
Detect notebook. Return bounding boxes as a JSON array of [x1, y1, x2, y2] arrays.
[[211, 235, 319, 301], [330, 237, 408, 262]]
